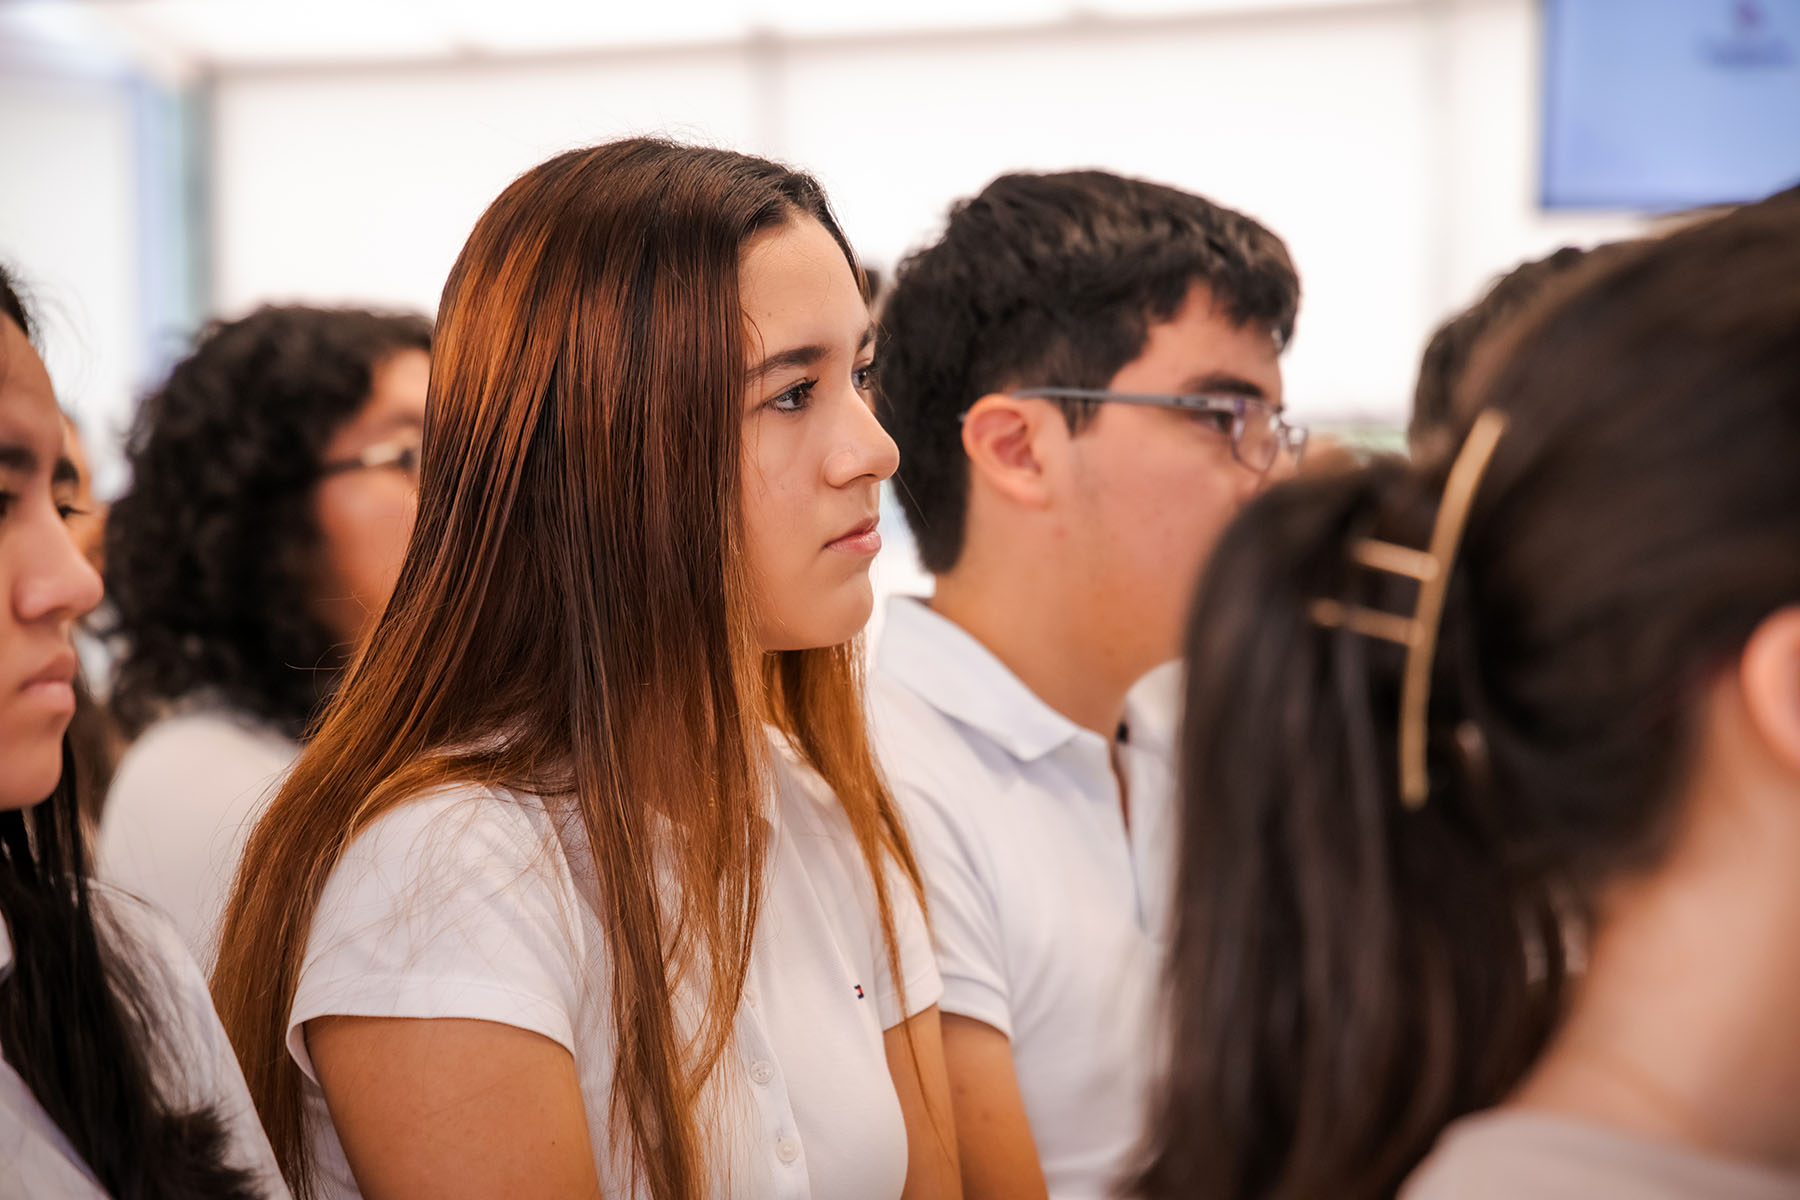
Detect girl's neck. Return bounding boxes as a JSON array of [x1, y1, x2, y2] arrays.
[[1512, 798, 1800, 1174]]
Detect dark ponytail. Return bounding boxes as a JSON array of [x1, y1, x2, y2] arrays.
[[1, 262, 264, 1198], [1133, 460, 1568, 1200], [1135, 200, 1800, 1200]]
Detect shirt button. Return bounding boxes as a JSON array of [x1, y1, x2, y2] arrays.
[[775, 1137, 800, 1165], [750, 1060, 775, 1086], [744, 984, 760, 1008]]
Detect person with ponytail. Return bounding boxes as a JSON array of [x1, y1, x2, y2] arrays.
[[211, 139, 957, 1200], [1136, 198, 1800, 1199], [0, 265, 286, 1198]]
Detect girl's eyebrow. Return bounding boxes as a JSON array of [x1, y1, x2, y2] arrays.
[[0, 441, 38, 472], [745, 324, 876, 383], [0, 440, 78, 483]]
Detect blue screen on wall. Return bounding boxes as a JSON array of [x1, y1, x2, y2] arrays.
[[1543, 0, 1800, 210]]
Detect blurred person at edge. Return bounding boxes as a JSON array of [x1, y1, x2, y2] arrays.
[[55, 413, 127, 831], [1134, 201, 1800, 1199], [211, 139, 956, 1200], [97, 306, 431, 967], [58, 411, 106, 574], [1408, 243, 1634, 459], [0, 262, 289, 1199], [870, 169, 1303, 1200]]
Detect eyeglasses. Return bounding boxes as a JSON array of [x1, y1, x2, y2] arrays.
[[318, 439, 422, 483], [1008, 387, 1308, 474]]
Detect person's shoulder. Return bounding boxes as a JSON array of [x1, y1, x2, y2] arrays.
[[336, 777, 567, 876], [1401, 1110, 1800, 1200], [106, 707, 298, 812], [89, 880, 204, 977], [120, 705, 297, 765], [86, 883, 231, 1056], [868, 677, 1001, 792]]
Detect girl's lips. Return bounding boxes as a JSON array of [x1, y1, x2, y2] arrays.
[[17, 650, 79, 714], [825, 519, 882, 556], [19, 678, 77, 714]]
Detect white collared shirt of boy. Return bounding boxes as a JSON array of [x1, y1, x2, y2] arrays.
[[868, 595, 1179, 1200], [285, 729, 940, 1200]]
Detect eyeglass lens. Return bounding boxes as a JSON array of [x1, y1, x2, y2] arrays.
[[1233, 406, 1305, 472]]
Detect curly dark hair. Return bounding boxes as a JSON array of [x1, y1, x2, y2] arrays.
[[105, 306, 431, 739], [877, 169, 1299, 574]]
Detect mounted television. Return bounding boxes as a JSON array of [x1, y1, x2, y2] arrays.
[[1542, 0, 1800, 210]]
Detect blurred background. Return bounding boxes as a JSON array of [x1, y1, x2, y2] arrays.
[[3, 0, 1797, 589]]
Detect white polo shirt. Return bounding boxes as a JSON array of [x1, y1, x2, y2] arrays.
[[286, 729, 940, 1200], [868, 596, 1178, 1200]]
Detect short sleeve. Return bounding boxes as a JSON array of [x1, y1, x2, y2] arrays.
[[869, 853, 943, 1031], [286, 785, 592, 1083], [891, 783, 1012, 1038]]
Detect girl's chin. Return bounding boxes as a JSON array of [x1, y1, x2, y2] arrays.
[[0, 756, 63, 812], [756, 593, 874, 654]]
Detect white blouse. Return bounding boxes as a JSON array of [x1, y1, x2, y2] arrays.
[[0, 886, 290, 1199], [287, 731, 940, 1200]]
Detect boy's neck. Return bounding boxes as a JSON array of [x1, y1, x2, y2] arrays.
[[927, 567, 1136, 741]]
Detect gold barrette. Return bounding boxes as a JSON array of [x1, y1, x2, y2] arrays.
[[1309, 409, 1508, 809]]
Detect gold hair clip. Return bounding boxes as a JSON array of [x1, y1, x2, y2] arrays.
[[1310, 409, 1508, 809]]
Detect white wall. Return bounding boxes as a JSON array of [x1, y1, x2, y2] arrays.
[[2, 0, 1658, 513], [208, 0, 1651, 428], [209, 47, 764, 318], [0, 67, 142, 492]]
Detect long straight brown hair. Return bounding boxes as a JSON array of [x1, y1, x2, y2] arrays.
[[211, 139, 924, 1200]]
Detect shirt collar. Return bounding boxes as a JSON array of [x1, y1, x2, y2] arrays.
[[875, 595, 1088, 763]]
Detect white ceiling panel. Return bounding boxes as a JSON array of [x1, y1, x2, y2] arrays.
[[1, 0, 1402, 76]]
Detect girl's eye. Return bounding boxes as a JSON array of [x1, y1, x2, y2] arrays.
[[852, 361, 878, 393], [58, 504, 88, 522], [770, 379, 816, 413]]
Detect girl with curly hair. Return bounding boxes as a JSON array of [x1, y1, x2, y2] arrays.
[[98, 305, 431, 965], [0, 262, 287, 1198]]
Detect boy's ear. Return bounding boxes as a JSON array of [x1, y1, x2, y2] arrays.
[[961, 393, 1060, 510], [1738, 606, 1800, 778]]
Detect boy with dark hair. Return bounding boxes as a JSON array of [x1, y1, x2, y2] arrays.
[[870, 169, 1303, 1198]]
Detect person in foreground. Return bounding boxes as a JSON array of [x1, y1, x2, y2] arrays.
[[0, 265, 287, 1198], [871, 169, 1301, 1199], [212, 139, 957, 1200], [1134, 202, 1800, 1199], [99, 306, 431, 966]]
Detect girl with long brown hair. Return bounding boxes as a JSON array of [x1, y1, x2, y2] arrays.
[[211, 139, 957, 1200]]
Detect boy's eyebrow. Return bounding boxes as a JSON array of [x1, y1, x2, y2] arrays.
[[1177, 372, 1276, 407]]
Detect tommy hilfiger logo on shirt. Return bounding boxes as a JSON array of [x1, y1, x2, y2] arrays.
[[854, 984, 865, 999]]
